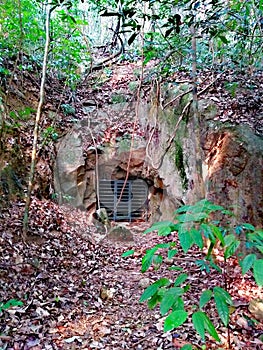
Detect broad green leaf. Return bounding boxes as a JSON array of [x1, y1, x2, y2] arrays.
[[177, 212, 208, 223], [214, 288, 230, 326], [140, 278, 170, 302], [224, 234, 236, 246], [255, 245, 263, 254], [255, 229, 263, 239], [211, 225, 225, 245], [190, 228, 203, 249], [144, 221, 174, 234], [141, 249, 156, 273], [242, 223, 255, 231], [152, 254, 163, 269], [155, 243, 172, 249], [200, 200, 224, 213], [200, 223, 213, 239], [172, 296, 185, 311], [160, 287, 183, 315], [221, 209, 235, 216], [240, 254, 257, 274], [176, 213, 195, 222], [174, 273, 188, 287], [199, 289, 213, 309], [1, 299, 23, 310], [192, 311, 205, 340], [168, 266, 183, 271], [121, 249, 134, 258], [192, 199, 224, 214], [168, 249, 178, 259], [203, 313, 221, 342], [178, 230, 193, 253], [163, 310, 188, 331], [247, 233, 262, 245], [181, 345, 193, 350], [224, 240, 240, 259], [253, 259, 263, 286], [175, 204, 193, 214], [213, 287, 233, 305], [158, 226, 172, 236], [160, 294, 177, 316], [147, 292, 162, 309]]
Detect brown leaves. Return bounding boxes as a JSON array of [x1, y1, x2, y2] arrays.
[[1, 202, 263, 349]]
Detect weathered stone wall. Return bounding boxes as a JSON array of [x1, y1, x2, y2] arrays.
[[203, 126, 263, 226], [54, 101, 263, 226]]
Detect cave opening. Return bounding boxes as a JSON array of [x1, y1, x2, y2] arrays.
[[98, 178, 149, 222]]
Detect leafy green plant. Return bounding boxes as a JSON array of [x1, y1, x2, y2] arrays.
[[111, 93, 126, 104], [42, 126, 58, 142], [0, 299, 23, 313], [123, 199, 263, 348], [61, 103, 75, 116], [225, 82, 239, 97]]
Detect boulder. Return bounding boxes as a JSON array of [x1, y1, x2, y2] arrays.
[[203, 125, 263, 226], [105, 225, 134, 243], [54, 128, 87, 208]]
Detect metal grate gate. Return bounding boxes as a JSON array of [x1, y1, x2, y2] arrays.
[[99, 179, 148, 221]]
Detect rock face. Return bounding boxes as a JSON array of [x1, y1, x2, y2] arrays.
[[203, 125, 263, 226], [105, 225, 134, 243], [54, 128, 88, 208], [249, 299, 263, 321], [54, 101, 263, 227]]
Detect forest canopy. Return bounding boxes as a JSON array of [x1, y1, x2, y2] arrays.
[[1, 0, 263, 89]]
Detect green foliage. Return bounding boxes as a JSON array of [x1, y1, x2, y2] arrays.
[[10, 106, 35, 121], [174, 140, 188, 190], [164, 310, 188, 332], [0, 0, 90, 87], [253, 260, 263, 286], [1, 0, 263, 85], [125, 199, 263, 346], [61, 104, 75, 116], [192, 311, 220, 342], [121, 249, 135, 258], [181, 345, 193, 350], [213, 287, 232, 327], [111, 93, 126, 104], [42, 126, 58, 142], [240, 253, 257, 274], [199, 290, 212, 309], [0, 299, 23, 313]]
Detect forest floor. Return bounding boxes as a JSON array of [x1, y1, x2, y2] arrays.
[[0, 199, 262, 350]]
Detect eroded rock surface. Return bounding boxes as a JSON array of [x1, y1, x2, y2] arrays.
[[203, 125, 263, 226], [54, 101, 263, 227]]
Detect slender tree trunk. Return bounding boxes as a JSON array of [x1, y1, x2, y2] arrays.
[[190, 24, 205, 201], [22, 4, 51, 239]]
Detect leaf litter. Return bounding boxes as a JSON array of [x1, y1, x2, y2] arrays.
[[0, 198, 262, 349]]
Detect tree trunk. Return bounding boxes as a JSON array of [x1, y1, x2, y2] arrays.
[[22, 4, 51, 239], [190, 24, 205, 201]]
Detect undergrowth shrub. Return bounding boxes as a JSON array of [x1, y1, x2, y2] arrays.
[[123, 199, 263, 349]]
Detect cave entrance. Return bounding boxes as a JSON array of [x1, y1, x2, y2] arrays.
[[98, 179, 148, 221]]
